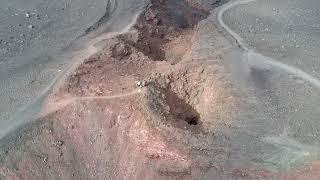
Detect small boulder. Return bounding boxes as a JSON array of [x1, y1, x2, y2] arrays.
[[111, 43, 131, 59], [144, 9, 157, 21]]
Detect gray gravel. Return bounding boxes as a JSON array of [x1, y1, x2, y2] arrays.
[[223, 0, 320, 79], [219, 0, 320, 171]]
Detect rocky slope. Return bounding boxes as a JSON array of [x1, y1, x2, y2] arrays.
[[0, 0, 242, 179]]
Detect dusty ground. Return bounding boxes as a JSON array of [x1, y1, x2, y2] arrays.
[[0, 0, 286, 179], [0, 0, 237, 179]]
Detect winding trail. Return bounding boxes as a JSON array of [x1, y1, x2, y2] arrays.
[[218, 0, 320, 89], [218, 0, 320, 170], [40, 89, 143, 118], [0, 10, 142, 139], [36, 13, 141, 118]]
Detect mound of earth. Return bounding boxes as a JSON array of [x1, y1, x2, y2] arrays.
[[123, 0, 209, 63], [144, 63, 237, 137], [0, 0, 241, 179]]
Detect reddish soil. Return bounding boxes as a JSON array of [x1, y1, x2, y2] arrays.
[[0, 0, 242, 179], [123, 0, 208, 63]]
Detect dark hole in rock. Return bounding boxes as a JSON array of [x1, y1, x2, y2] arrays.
[[185, 116, 199, 125]]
